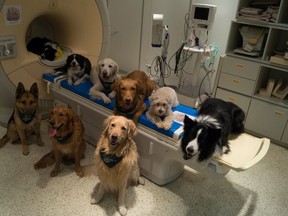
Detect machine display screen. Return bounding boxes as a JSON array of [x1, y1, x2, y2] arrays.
[[194, 7, 209, 20]]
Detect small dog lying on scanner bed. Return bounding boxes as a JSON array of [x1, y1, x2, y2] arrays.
[[27, 37, 63, 61], [0, 82, 44, 155], [146, 86, 179, 130], [113, 70, 155, 123], [54, 54, 92, 86], [89, 58, 119, 103], [181, 98, 245, 162]]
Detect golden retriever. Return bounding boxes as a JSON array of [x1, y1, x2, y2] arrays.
[[34, 106, 86, 177], [89, 58, 119, 103], [0, 82, 44, 155], [112, 70, 155, 123], [90, 115, 144, 216]]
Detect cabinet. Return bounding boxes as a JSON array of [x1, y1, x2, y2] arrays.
[[213, 0, 288, 147]]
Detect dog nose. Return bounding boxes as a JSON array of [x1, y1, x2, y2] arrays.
[[187, 146, 194, 154], [111, 135, 118, 142], [125, 99, 131, 104], [49, 120, 55, 127]]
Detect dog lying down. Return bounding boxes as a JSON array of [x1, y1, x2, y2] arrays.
[[34, 106, 86, 177], [54, 54, 92, 86], [146, 86, 179, 130], [181, 98, 245, 162], [89, 58, 119, 104], [81, 115, 144, 216], [113, 70, 155, 123]]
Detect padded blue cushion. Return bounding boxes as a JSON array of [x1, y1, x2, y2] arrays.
[[43, 73, 198, 140]]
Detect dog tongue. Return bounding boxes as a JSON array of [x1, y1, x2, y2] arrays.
[[49, 128, 57, 137]]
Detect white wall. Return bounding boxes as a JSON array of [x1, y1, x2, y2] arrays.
[[107, 0, 238, 94]]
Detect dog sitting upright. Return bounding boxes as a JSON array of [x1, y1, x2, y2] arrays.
[[0, 82, 44, 155], [34, 106, 86, 177], [89, 58, 119, 104], [54, 54, 91, 86], [181, 98, 245, 162]]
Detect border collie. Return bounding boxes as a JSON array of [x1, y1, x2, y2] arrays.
[[181, 98, 245, 162], [54, 54, 91, 86], [27, 37, 60, 61]]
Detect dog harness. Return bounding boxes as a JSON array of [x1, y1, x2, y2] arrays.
[[98, 75, 114, 93], [55, 132, 73, 144], [100, 148, 123, 168], [17, 109, 36, 124]]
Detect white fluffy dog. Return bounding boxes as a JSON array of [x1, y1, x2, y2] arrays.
[[89, 58, 119, 103], [146, 87, 179, 130]]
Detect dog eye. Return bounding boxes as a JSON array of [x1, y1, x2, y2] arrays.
[[156, 103, 160, 106], [59, 113, 64, 116], [163, 103, 166, 107], [111, 123, 115, 127], [121, 126, 126, 131], [21, 101, 26, 105], [101, 64, 105, 67], [121, 87, 126, 91], [108, 65, 112, 68], [131, 87, 136, 91]]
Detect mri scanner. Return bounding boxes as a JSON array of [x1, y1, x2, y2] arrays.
[[0, 0, 270, 185], [0, 0, 110, 125]]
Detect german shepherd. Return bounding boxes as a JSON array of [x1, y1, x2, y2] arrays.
[[0, 82, 44, 155]]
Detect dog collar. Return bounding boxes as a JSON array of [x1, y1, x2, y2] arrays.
[[100, 149, 123, 168], [98, 75, 114, 93], [115, 103, 136, 115], [55, 132, 73, 144], [17, 109, 36, 124]]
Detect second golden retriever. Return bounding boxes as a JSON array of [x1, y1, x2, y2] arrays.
[[113, 70, 155, 123], [34, 106, 86, 177], [90, 115, 144, 216]]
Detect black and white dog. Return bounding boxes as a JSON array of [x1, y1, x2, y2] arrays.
[[181, 98, 245, 162], [27, 37, 61, 61], [54, 54, 91, 86]]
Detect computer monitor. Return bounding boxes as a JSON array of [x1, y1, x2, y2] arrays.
[[190, 3, 216, 30]]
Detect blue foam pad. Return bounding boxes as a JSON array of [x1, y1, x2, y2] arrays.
[[43, 73, 198, 140]]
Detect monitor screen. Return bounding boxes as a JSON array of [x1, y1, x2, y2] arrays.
[[194, 7, 209, 21]]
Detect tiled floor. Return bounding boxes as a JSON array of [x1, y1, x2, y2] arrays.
[[0, 121, 287, 216]]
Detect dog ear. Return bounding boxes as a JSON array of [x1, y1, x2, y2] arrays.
[[127, 119, 137, 138], [113, 60, 119, 75], [29, 82, 39, 99], [95, 59, 103, 74], [16, 82, 26, 99], [103, 115, 115, 134], [183, 115, 197, 130]]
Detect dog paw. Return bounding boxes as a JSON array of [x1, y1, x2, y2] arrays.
[[22, 149, 29, 156], [108, 91, 116, 98], [138, 177, 145, 185], [68, 80, 73, 85], [91, 195, 102, 204], [37, 140, 45, 146], [75, 167, 84, 178], [50, 170, 59, 177], [102, 97, 111, 104], [163, 123, 172, 130], [156, 122, 163, 128], [119, 206, 127, 216], [73, 81, 81, 86]]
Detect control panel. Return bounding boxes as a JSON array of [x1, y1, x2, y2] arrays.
[[0, 35, 17, 60]]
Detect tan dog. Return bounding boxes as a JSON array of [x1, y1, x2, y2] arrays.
[[89, 58, 119, 103], [126, 70, 155, 97], [34, 106, 86, 177], [0, 82, 44, 155], [146, 87, 179, 130], [90, 115, 144, 216], [113, 70, 155, 123]]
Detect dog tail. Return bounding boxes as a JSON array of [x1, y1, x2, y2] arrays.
[[80, 164, 98, 177], [0, 134, 9, 148]]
